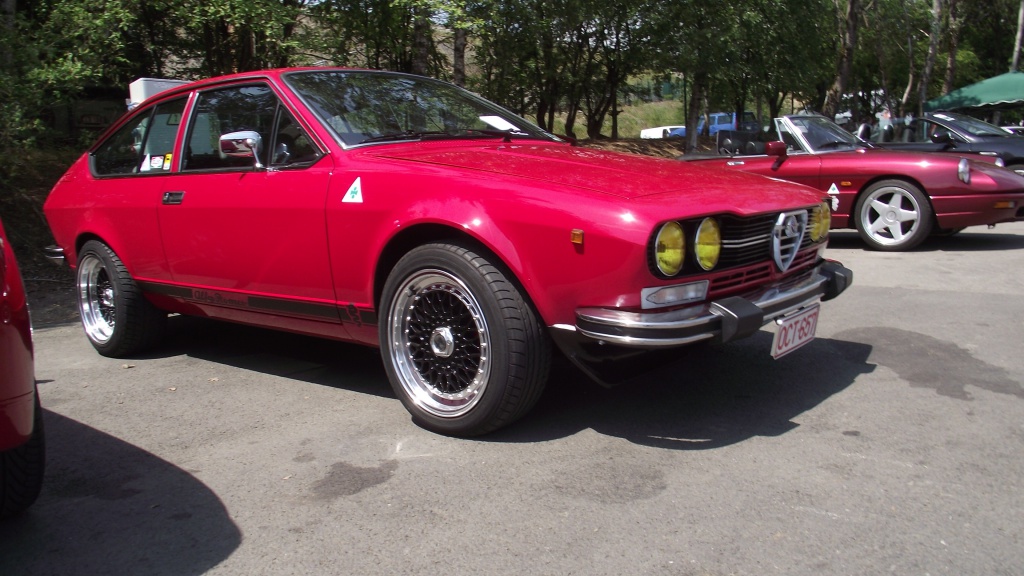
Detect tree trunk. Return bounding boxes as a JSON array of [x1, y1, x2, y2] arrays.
[[822, 0, 861, 119], [1013, 0, 1024, 71], [411, 7, 431, 76], [943, 0, 959, 93], [686, 73, 707, 153], [453, 28, 467, 86], [2, 0, 13, 70], [918, 0, 943, 115]]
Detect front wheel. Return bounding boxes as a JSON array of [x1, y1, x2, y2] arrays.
[[77, 240, 166, 357], [379, 242, 551, 436], [853, 179, 934, 251], [0, 392, 45, 519]]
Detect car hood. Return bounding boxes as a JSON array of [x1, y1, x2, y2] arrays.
[[367, 142, 824, 208]]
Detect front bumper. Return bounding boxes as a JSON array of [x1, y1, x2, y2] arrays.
[[566, 261, 852, 348], [549, 260, 852, 386]]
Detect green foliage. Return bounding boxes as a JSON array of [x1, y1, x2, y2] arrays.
[[0, 0, 1022, 153]]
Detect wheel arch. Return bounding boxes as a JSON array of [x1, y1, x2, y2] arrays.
[[73, 231, 110, 267], [372, 223, 543, 323]]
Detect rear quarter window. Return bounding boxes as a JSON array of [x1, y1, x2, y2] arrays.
[[92, 97, 187, 176]]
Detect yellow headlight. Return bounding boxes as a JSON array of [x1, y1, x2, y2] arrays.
[[655, 221, 685, 276], [694, 217, 721, 271], [810, 202, 831, 242]]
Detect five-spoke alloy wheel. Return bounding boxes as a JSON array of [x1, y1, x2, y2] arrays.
[[854, 179, 934, 251]]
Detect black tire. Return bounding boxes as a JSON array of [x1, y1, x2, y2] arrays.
[[931, 227, 965, 237], [76, 240, 166, 357], [379, 242, 551, 436], [0, 391, 45, 518], [853, 179, 934, 251]]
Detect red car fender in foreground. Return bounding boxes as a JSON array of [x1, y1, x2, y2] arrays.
[[0, 217, 44, 517]]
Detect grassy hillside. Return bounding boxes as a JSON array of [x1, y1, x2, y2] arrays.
[[556, 100, 687, 139]]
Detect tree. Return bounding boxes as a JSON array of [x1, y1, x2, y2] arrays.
[[822, 0, 861, 119]]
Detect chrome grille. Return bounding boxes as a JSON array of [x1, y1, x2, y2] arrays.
[[771, 210, 808, 272]]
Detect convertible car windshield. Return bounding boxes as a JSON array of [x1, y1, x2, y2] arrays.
[[930, 112, 1014, 138], [781, 115, 863, 153], [284, 70, 558, 147]]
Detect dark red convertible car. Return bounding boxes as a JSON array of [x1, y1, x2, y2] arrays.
[[43, 68, 852, 436], [685, 114, 1024, 251], [1, 217, 44, 517]]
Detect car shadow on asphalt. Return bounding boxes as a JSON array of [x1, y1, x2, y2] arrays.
[[142, 316, 874, 449], [825, 229, 1024, 252], [0, 410, 241, 575], [490, 332, 875, 448], [138, 315, 396, 400]]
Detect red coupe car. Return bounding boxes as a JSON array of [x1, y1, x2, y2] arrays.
[[43, 68, 852, 436], [685, 114, 1024, 251], [0, 217, 44, 517]]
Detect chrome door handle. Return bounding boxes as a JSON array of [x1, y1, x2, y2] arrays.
[[162, 191, 185, 205]]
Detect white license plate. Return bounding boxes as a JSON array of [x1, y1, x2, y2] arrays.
[[770, 305, 820, 359]]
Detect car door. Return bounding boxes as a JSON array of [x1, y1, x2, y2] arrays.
[[83, 95, 189, 281], [712, 152, 824, 192], [157, 82, 341, 324]]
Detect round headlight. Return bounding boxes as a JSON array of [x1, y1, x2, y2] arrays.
[[810, 201, 831, 242], [694, 217, 721, 271], [655, 221, 685, 276]]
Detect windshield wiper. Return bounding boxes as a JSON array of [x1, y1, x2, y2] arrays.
[[358, 130, 449, 144], [359, 128, 525, 145], [461, 129, 516, 142]]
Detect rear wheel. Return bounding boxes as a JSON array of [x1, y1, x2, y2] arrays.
[[379, 242, 550, 436], [854, 179, 933, 251], [77, 240, 166, 357]]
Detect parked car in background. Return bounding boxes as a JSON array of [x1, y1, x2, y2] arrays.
[[43, 68, 852, 436], [877, 112, 1024, 175], [683, 114, 1024, 251], [640, 125, 686, 139], [0, 217, 44, 518], [669, 111, 759, 138], [1001, 125, 1024, 136]]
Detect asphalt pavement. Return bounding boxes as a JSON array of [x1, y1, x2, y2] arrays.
[[2, 223, 1023, 575]]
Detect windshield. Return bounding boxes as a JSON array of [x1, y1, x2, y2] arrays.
[[931, 112, 1010, 138], [284, 70, 557, 147], [780, 115, 862, 153]]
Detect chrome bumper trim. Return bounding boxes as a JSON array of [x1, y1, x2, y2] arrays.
[[568, 261, 852, 348], [44, 245, 65, 264]]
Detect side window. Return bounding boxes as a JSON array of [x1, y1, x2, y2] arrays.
[[718, 115, 731, 126], [270, 109, 321, 167], [914, 120, 939, 143], [182, 84, 279, 172], [92, 97, 186, 176]]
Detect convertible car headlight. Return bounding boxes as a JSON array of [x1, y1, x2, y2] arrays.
[[809, 202, 831, 242], [958, 158, 970, 184], [655, 221, 685, 276], [694, 217, 721, 270]]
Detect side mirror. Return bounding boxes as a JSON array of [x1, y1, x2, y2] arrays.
[[765, 140, 788, 158], [220, 130, 264, 169], [930, 131, 955, 146]]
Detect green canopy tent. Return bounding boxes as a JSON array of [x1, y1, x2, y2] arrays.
[[924, 71, 1024, 112]]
